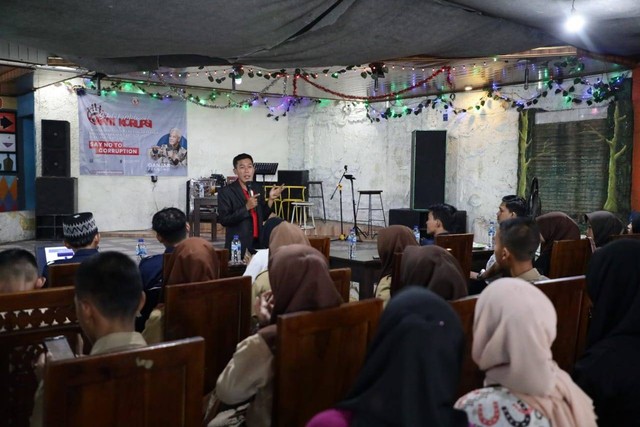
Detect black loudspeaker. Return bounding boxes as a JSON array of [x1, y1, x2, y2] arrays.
[[277, 170, 309, 187], [411, 130, 446, 210], [389, 209, 428, 228], [42, 120, 70, 177], [35, 177, 77, 215]]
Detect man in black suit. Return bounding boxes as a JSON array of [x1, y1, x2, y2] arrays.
[[218, 153, 284, 257]]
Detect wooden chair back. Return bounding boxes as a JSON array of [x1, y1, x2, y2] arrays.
[[273, 299, 383, 427], [449, 295, 484, 397], [47, 262, 81, 287], [329, 268, 351, 302], [449, 276, 592, 397], [43, 337, 205, 427], [163, 248, 228, 281], [535, 275, 591, 373], [163, 276, 251, 395], [548, 239, 592, 279], [390, 251, 403, 296], [435, 233, 474, 279], [308, 236, 331, 261], [0, 287, 80, 427]]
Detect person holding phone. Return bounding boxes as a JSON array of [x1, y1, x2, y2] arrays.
[[31, 252, 147, 427], [217, 153, 284, 258]]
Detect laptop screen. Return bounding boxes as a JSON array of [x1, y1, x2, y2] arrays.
[[35, 246, 75, 276]]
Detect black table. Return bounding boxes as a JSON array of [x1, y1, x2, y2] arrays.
[[329, 248, 382, 300]]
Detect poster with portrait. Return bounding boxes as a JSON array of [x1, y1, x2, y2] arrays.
[[78, 92, 187, 176]]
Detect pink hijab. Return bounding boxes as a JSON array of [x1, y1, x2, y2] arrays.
[[473, 278, 596, 427]]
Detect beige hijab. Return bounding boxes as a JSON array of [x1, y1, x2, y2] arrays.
[[268, 221, 310, 253], [473, 278, 596, 427], [164, 237, 219, 285], [401, 245, 468, 300]]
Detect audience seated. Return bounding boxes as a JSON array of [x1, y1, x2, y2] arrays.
[[307, 287, 468, 427], [422, 203, 457, 245], [43, 212, 100, 283], [31, 251, 147, 427], [373, 225, 418, 303], [534, 212, 580, 276], [243, 217, 284, 283], [400, 246, 468, 300], [584, 210, 624, 248], [494, 217, 547, 283], [211, 244, 342, 427], [455, 278, 596, 427], [252, 221, 310, 302], [471, 195, 528, 285], [0, 248, 46, 292], [627, 212, 640, 234], [137, 207, 189, 331], [142, 237, 219, 343], [573, 239, 640, 426]]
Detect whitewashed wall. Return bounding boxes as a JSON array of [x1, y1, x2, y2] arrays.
[[288, 78, 621, 243], [34, 81, 289, 231], [27, 73, 627, 238]]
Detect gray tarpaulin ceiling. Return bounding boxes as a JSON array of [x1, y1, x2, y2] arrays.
[[0, 0, 639, 98]]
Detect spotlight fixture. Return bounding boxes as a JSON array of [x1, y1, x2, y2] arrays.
[[565, 0, 585, 33]]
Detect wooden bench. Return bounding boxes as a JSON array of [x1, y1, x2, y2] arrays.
[[329, 268, 351, 302], [535, 275, 591, 374], [43, 337, 205, 427], [273, 299, 383, 427], [548, 239, 592, 279], [609, 233, 640, 241], [0, 286, 80, 427], [164, 276, 251, 395], [449, 275, 591, 397], [449, 295, 483, 397], [435, 233, 474, 279], [308, 236, 331, 261], [47, 262, 81, 288]]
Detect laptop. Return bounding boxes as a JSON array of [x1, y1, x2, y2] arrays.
[[35, 245, 75, 276]]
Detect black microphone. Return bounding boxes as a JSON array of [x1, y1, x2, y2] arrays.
[[344, 165, 348, 171], [246, 182, 255, 198]]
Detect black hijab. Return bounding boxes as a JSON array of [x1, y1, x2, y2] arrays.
[[260, 216, 285, 248], [584, 210, 624, 248], [338, 287, 468, 427], [573, 239, 640, 426], [583, 239, 640, 346]]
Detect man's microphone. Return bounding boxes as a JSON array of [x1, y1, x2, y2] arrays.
[[246, 182, 255, 198]]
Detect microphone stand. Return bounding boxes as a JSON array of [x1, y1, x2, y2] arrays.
[[344, 172, 366, 240], [330, 168, 347, 239]]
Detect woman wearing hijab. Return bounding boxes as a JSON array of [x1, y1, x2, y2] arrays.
[[573, 240, 640, 426], [243, 217, 285, 283], [584, 210, 624, 248], [212, 245, 343, 427], [373, 225, 419, 303], [534, 212, 580, 276], [455, 278, 596, 427], [400, 245, 468, 300], [143, 237, 220, 343], [306, 287, 468, 427], [252, 221, 310, 302]]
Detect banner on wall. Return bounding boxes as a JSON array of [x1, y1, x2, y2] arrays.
[[78, 93, 187, 176]]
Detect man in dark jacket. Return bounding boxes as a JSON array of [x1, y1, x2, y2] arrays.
[[217, 153, 284, 257]]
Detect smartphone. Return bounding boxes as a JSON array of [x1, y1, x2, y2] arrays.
[[44, 336, 76, 361]]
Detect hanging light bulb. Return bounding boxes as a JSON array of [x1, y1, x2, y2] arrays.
[[565, 0, 585, 33]]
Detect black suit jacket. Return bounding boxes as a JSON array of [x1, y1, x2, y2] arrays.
[[217, 180, 273, 256]]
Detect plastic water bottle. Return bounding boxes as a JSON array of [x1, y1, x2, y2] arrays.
[[413, 225, 421, 243], [231, 235, 241, 265], [136, 238, 147, 259], [348, 228, 357, 260], [487, 221, 496, 250]]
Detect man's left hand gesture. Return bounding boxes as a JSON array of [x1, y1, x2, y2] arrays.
[[269, 184, 285, 201]]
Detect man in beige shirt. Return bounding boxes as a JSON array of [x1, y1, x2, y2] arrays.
[[31, 252, 147, 427], [493, 217, 548, 283]]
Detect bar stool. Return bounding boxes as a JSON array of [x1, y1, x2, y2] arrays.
[[356, 190, 386, 236], [307, 181, 326, 222], [291, 201, 316, 234]]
